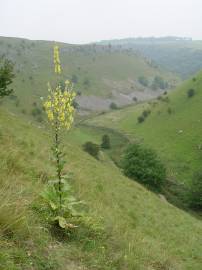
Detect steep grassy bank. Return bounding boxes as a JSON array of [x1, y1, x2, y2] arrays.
[[0, 107, 202, 269]]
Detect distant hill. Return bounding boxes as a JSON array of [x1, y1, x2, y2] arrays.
[[0, 36, 178, 114], [98, 37, 202, 78]]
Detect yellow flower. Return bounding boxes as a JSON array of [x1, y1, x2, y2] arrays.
[[44, 45, 76, 130], [53, 45, 62, 74]]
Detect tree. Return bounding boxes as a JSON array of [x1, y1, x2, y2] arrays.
[[0, 57, 15, 99], [101, 134, 111, 149], [122, 144, 166, 191]]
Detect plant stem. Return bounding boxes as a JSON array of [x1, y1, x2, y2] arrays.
[[54, 121, 62, 210]]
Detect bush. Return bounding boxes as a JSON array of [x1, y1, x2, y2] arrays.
[[101, 134, 111, 149], [137, 109, 151, 123], [21, 109, 26, 114], [167, 107, 172, 114], [31, 107, 42, 117], [189, 172, 202, 210], [187, 88, 195, 98], [137, 115, 145, 123], [133, 97, 138, 102], [110, 102, 118, 110], [151, 76, 168, 90], [83, 142, 99, 159], [138, 76, 148, 87], [142, 109, 151, 118], [122, 144, 166, 191]]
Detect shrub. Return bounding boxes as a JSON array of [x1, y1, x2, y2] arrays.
[[31, 107, 42, 117], [189, 172, 202, 210], [101, 134, 111, 149], [142, 109, 151, 118], [133, 97, 138, 102], [83, 141, 99, 159], [138, 109, 151, 123], [110, 102, 118, 110], [167, 107, 172, 114], [137, 115, 145, 123], [138, 76, 148, 87], [122, 144, 166, 191], [21, 109, 26, 114], [187, 88, 195, 98], [151, 76, 168, 90]]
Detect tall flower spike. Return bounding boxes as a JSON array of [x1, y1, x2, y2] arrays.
[[54, 45, 62, 74], [44, 45, 76, 130]]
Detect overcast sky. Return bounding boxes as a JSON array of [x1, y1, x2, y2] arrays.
[[0, 0, 202, 44]]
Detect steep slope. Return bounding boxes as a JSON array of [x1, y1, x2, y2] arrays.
[[0, 107, 202, 269], [86, 71, 202, 188], [0, 36, 178, 112], [98, 37, 202, 78]]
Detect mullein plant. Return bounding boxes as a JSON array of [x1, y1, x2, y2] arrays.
[[42, 46, 82, 230]]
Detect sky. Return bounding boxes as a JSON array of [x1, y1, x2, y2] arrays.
[[0, 0, 202, 44]]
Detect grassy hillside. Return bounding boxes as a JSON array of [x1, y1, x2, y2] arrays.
[[0, 106, 202, 269], [98, 37, 202, 78], [86, 71, 202, 190], [0, 36, 178, 113]]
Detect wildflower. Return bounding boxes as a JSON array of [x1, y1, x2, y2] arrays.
[[44, 46, 76, 130]]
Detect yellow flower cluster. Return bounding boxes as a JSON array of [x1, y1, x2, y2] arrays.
[[44, 81, 76, 129], [54, 45, 61, 74]]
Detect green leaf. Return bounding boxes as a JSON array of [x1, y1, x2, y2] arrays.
[[54, 216, 67, 229], [49, 201, 57, 210]]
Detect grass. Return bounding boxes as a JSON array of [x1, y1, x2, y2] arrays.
[[0, 104, 202, 269], [86, 71, 202, 188], [0, 36, 178, 115]]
